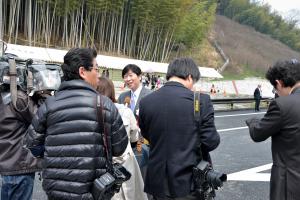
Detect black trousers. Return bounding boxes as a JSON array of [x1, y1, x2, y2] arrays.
[[153, 193, 198, 200], [255, 98, 260, 111]]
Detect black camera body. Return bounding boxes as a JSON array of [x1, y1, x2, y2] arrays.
[[193, 160, 227, 199], [92, 163, 131, 200]]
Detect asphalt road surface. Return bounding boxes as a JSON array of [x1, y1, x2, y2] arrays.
[[212, 110, 271, 200], [0, 109, 271, 200]]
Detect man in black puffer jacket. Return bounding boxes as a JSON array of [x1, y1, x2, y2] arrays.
[[26, 48, 128, 200]]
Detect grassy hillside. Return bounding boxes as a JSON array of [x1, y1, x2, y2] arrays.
[[169, 38, 223, 69], [213, 15, 300, 79]]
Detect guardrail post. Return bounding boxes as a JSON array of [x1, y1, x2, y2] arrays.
[[230, 102, 233, 110]]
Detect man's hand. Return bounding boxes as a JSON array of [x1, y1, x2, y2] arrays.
[[137, 140, 143, 152], [245, 118, 259, 127], [245, 119, 251, 127]]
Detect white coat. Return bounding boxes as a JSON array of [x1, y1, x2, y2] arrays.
[[112, 103, 148, 200]]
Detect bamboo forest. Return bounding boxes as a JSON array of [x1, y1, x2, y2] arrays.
[[0, 0, 217, 62]]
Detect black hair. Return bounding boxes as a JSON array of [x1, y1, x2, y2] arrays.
[[166, 58, 200, 82], [61, 48, 97, 81], [266, 60, 300, 88], [122, 64, 142, 78]]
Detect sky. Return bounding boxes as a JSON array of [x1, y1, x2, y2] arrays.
[[259, 0, 300, 15]]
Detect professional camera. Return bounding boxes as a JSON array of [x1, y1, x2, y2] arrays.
[[28, 63, 61, 95], [1, 54, 61, 106], [0, 59, 26, 89], [1, 56, 29, 107], [0, 55, 61, 93], [92, 163, 131, 200], [193, 160, 227, 199]]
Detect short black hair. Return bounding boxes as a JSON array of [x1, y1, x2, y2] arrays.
[[61, 48, 97, 81], [122, 64, 142, 78], [266, 60, 300, 88], [166, 58, 200, 82]]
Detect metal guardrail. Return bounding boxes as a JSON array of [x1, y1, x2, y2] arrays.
[[212, 97, 273, 110]]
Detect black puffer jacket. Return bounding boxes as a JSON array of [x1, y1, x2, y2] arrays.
[[26, 80, 128, 200]]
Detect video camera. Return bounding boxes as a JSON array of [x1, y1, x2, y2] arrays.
[[92, 163, 131, 200], [0, 59, 27, 90], [0, 54, 61, 91], [0, 49, 62, 111], [193, 160, 227, 199], [27, 62, 61, 95]]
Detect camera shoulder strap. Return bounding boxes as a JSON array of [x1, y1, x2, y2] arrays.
[[194, 91, 203, 161], [194, 91, 201, 123], [96, 94, 113, 172]]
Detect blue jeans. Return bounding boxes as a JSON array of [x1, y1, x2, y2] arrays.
[[133, 144, 149, 168], [1, 173, 35, 200]]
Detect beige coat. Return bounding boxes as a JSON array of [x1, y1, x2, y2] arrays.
[[112, 103, 148, 200]]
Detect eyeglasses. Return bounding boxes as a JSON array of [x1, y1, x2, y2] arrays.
[[123, 73, 137, 79], [91, 67, 100, 72], [89, 64, 100, 72]]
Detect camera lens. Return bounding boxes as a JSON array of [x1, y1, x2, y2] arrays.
[[206, 170, 227, 188]]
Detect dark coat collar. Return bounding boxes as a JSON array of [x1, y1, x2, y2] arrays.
[[164, 81, 192, 93], [164, 81, 187, 89], [58, 79, 96, 93]]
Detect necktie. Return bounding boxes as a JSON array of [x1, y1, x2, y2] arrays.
[[130, 93, 135, 112]]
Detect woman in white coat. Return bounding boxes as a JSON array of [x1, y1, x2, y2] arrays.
[[97, 77, 148, 200]]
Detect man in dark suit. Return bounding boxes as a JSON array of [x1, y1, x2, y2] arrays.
[[118, 64, 152, 170], [118, 64, 151, 117], [139, 58, 220, 200], [254, 84, 262, 111], [246, 59, 300, 200]]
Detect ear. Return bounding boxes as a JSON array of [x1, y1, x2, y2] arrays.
[[79, 66, 87, 80], [187, 75, 193, 83], [275, 80, 284, 88]]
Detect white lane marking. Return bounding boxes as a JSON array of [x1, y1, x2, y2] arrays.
[[227, 163, 272, 182], [217, 126, 248, 132], [215, 112, 266, 118]]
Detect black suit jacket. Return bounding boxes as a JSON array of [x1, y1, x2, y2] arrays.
[[254, 87, 261, 100], [246, 87, 300, 200], [139, 81, 220, 198]]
